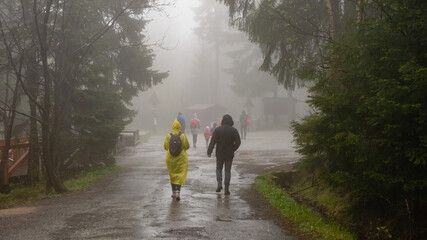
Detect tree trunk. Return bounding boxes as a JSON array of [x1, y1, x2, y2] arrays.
[[214, 39, 220, 104], [0, 71, 19, 192], [0, 137, 11, 192], [28, 96, 40, 185], [357, 0, 364, 23], [325, 0, 336, 40], [34, 0, 66, 193], [344, 0, 357, 20], [52, 1, 79, 171], [213, 4, 221, 105], [23, 0, 41, 185]]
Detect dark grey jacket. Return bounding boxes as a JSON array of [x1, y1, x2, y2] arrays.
[[207, 115, 241, 159]]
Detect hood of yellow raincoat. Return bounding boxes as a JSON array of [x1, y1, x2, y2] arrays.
[[171, 119, 182, 135]]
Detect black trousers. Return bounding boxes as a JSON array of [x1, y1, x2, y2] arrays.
[[216, 157, 233, 189], [171, 184, 181, 191]]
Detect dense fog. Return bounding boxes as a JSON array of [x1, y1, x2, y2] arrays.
[[127, 1, 309, 133], [1, 1, 425, 238]]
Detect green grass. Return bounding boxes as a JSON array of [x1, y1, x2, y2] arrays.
[[294, 180, 354, 222], [0, 165, 120, 209], [63, 165, 120, 191], [254, 174, 356, 240], [0, 182, 59, 209]]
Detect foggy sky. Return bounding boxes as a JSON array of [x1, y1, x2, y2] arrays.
[[127, 1, 309, 132]]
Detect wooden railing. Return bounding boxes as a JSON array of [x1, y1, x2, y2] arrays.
[[120, 130, 140, 147], [114, 130, 145, 155], [0, 138, 31, 184]]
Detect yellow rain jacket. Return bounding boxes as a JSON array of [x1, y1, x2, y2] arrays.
[[164, 119, 190, 185]]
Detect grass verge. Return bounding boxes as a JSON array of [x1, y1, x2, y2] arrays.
[[287, 173, 354, 225], [63, 165, 120, 191], [254, 174, 356, 240], [0, 165, 120, 209], [0, 182, 59, 209]]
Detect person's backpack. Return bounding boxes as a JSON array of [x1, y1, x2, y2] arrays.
[[169, 133, 182, 156], [192, 119, 198, 128]]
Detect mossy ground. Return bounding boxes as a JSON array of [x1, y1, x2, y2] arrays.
[[0, 165, 120, 209]]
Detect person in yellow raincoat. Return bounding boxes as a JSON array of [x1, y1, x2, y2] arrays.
[[164, 119, 190, 201]]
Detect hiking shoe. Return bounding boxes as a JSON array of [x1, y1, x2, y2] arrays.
[[216, 187, 222, 192], [224, 189, 230, 195], [176, 191, 180, 201]]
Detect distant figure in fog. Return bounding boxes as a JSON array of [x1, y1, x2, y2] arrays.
[[153, 116, 157, 133], [177, 112, 186, 133], [204, 126, 211, 148], [210, 122, 217, 135], [164, 119, 190, 201], [207, 114, 241, 195], [190, 113, 200, 148], [239, 111, 248, 139]]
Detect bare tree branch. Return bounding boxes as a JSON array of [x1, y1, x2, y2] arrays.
[[0, 105, 41, 123], [0, 17, 44, 113]]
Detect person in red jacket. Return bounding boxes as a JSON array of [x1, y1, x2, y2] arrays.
[[190, 113, 200, 148], [204, 126, 211, 148]]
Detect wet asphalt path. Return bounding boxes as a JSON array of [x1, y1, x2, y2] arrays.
[[0, 130, 300, 240]]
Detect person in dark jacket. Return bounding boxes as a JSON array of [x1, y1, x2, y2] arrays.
[[207, 114, 241, 195]]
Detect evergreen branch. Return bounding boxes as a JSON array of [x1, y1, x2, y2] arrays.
[[71, 0, 137, 57], [259, 3, 329, 41]]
